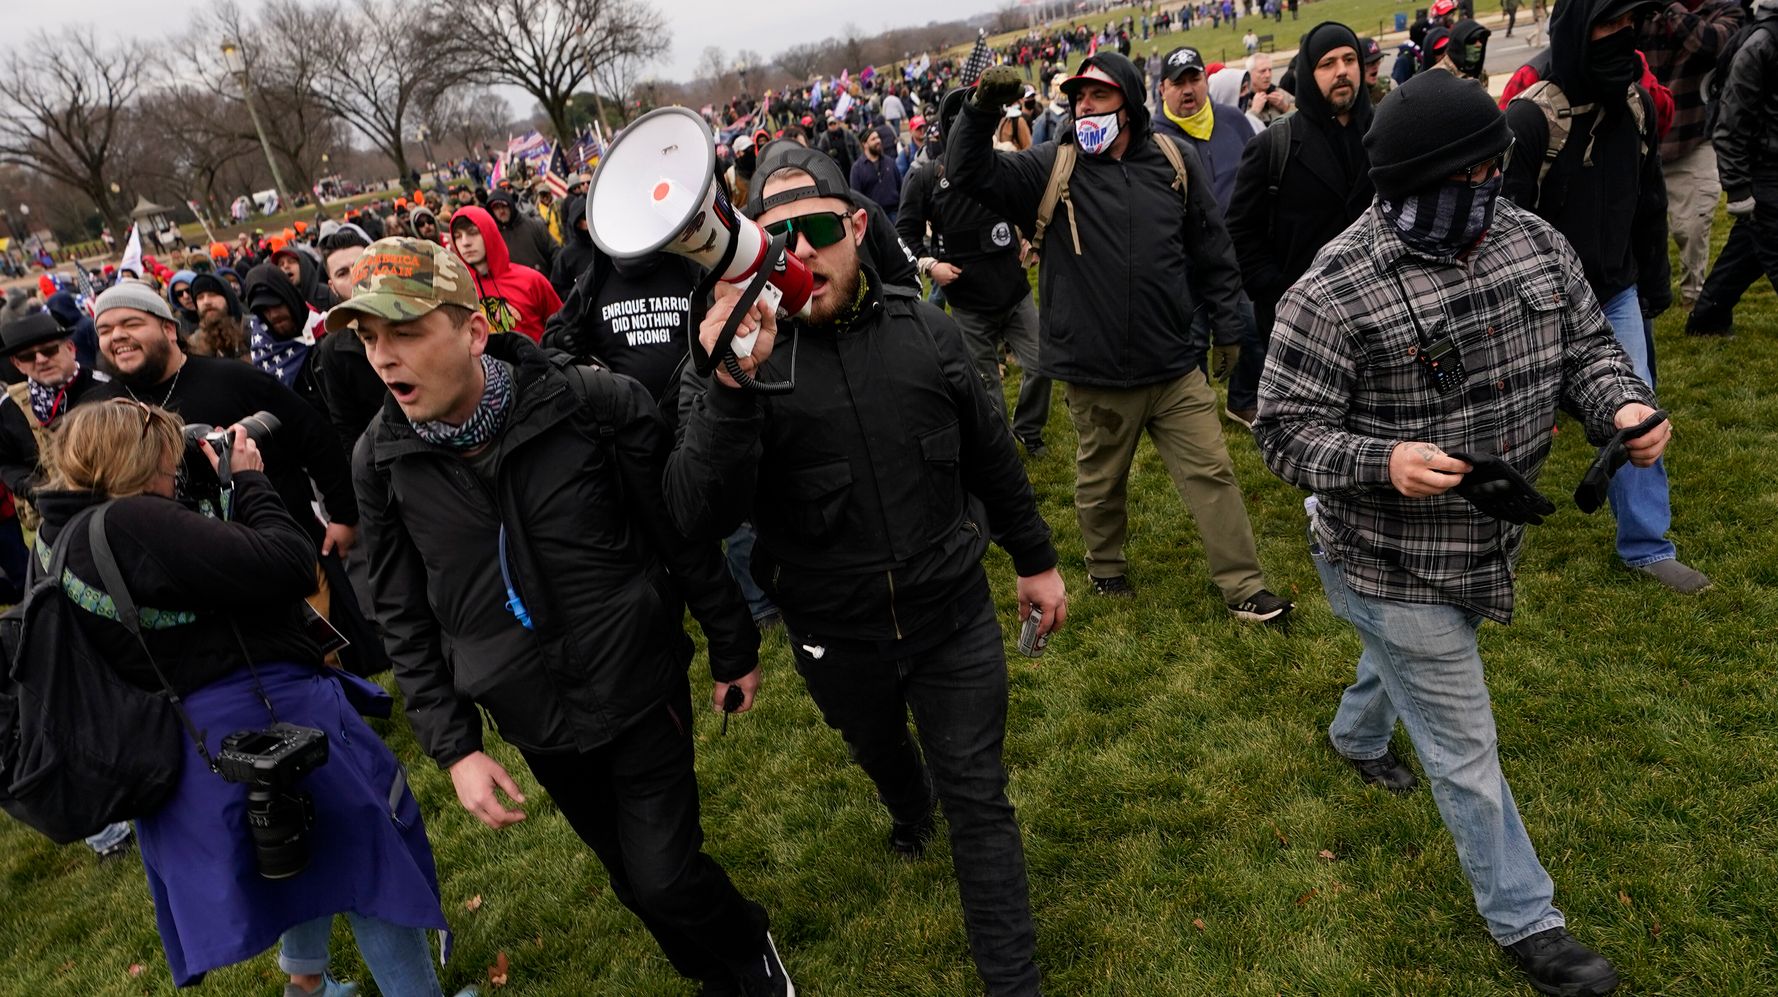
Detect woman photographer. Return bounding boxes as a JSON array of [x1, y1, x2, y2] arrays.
[[33, 399, 470, 997]]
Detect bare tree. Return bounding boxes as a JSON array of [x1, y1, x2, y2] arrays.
[[434, 0, 667, 141], [311, 0, 468, 181], [0, 29, 141, 241], [588, 50, 651, 126], [133, 87, 260, 222], [840, 23, 869, 74], [423, 87, 514, 160], [775, 42, 825, 81]]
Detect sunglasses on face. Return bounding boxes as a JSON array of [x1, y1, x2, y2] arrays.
[[14, 342, 65, 362], [762, 211, 849, 250], [1459, 138, 1515, 188]]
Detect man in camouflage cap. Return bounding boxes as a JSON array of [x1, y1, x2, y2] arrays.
[[345, 239, 795, 994]]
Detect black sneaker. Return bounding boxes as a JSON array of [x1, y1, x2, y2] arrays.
[[1091, 575, 1136, 598], [1331, 737, 1417, 794], [888, 810, 938, 859], [1228, 589, 1292, 623], [1504, 927, 1619, 996], [1683, 310, 1734, 337], [1019, 438, 1048, 460], [735, 932, 795, 997]]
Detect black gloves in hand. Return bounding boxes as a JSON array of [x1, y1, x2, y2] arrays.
[[972, 66, 1026, 111], [1574, 408, 1667, 514], [1448, 451, 1557, 526]]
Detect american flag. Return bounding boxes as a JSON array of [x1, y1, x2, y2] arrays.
[[960, 30, 993, 86], [573, 125, 604, 171], [72, 266, 100, 317], [543, 142, 571, 199]]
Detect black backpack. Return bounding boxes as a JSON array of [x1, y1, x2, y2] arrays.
[[0, 504, 200, 843]]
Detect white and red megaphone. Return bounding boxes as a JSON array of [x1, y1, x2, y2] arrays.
[[587, 106, 813, 320]]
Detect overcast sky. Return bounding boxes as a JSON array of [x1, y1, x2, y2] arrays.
[[10, 0, 1004, 89]]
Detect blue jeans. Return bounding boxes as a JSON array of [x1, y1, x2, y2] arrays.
[[280, 914, 442, 995], [789, 584, 1037, 995], [724, 522, 777, 621], [1219, 294, 1264, 413], [1313, 540, 1563, 946], [1599, 287, 1675, 568]]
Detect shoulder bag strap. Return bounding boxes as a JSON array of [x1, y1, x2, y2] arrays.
[[86, 503, 217, 767]]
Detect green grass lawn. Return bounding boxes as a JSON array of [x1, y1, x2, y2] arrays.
[[1, 210, 1774, 995]]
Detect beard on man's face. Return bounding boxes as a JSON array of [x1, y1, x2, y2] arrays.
[[804, 241, 863, 328], [108, 332, 176, 389]]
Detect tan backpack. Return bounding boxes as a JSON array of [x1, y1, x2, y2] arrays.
[[3, 381, 46, 532], [1509, 79, 1649, 206], [1030, 134, 1192, 256]]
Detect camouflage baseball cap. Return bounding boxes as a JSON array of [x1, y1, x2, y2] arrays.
[[323, 236, 478, 333]]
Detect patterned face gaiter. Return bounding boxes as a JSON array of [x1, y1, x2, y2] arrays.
[[409, 354, 514, 450], [1378, 173, 1503, 259]]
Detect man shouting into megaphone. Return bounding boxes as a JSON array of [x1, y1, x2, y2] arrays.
[[666, 143, 1067, 997]]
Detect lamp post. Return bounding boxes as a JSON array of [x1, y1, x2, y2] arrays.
[[221, 40, 294, 216]]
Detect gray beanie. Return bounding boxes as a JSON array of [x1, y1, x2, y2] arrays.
[[94, 280, 175, 322]]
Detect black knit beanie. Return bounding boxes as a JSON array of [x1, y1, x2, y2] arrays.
[[1364, 69, 1511, 198]]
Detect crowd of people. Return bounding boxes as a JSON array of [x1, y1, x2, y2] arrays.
[[0, 0, 1773, 993]]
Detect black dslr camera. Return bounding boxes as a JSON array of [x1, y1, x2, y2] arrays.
[[179, 410, 281, 498], [216, 722, 329, 880]]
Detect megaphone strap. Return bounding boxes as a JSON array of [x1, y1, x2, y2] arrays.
[[689, 230, 798, 396]]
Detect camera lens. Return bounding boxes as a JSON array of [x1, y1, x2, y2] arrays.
[[245, 787, 315, 880]]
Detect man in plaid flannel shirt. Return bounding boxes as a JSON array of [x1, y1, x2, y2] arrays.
[[1255, 72, 1667, 997]]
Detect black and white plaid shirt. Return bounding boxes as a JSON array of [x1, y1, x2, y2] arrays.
[[1254, 200, 1654, 623]]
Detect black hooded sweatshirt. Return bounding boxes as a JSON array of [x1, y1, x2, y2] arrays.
[[485, 189, 558, 275], [242, 262, 329, 420], [1227, 22, 1377, 313], [945, 50, 1245, 387], [549, 193, 596, 298], [1503, 0, 1670, 310]]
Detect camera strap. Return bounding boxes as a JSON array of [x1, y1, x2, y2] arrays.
[[85, 504, 218, 771]]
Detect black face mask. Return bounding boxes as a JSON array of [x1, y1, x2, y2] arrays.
[[1586, 26, 1639, 92]]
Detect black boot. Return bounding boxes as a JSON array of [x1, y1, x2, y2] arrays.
[[1504, 927, 1619, 996]]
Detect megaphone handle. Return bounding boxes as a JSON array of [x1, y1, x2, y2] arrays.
[[703, 233, 796, 395], [689, 221, 746, 378]]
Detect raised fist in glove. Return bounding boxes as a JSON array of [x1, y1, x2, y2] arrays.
[[972, 66, 1026, 111], [1726, 196, 1756, 217]]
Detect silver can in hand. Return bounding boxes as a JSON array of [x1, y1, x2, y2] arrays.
[[1016, 609, 1048, 658]]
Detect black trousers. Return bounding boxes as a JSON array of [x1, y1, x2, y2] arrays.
[[522, 676, 769, 986], [1692, 176, 1778, 329], [789, 580, 1040, 996]]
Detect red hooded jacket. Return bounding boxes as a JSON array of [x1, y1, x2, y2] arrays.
[[449, 205, 562, 343]]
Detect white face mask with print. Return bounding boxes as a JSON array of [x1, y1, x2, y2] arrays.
[[1073, 110, 1122, 155]]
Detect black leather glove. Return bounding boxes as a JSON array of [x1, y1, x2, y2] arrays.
[[1447, 451, 1556, 526], [1573, 408, 1667, 514], [972, 66, 1026, 111]]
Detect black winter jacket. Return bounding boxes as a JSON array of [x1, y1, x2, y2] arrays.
[[666, 272, 1057, 649], [944, 52, 1244, 388], [896, 157, 1031, 314], [354, 334, 757, 767], [1225, 112, 1375, 313], [312, 326, 387, 467], [1713, 13, 1778, 202], [34, 472, 321, 696]]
